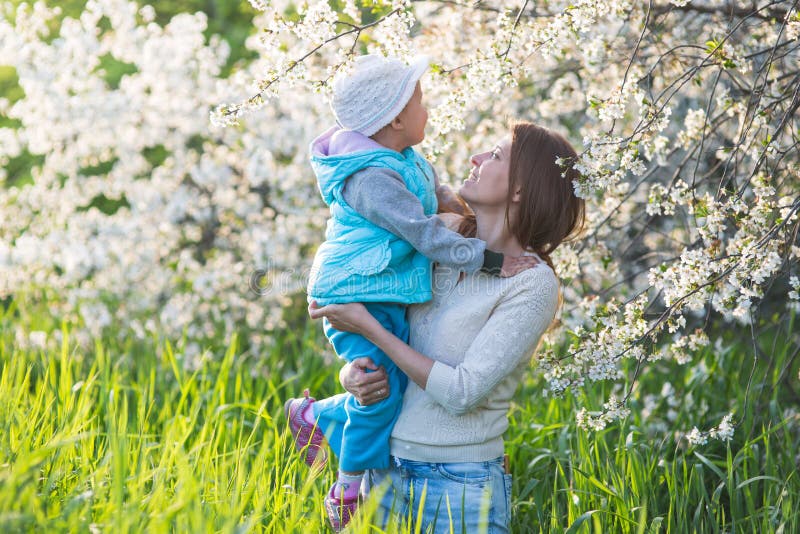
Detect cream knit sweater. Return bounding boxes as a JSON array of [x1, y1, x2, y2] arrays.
[[389, 259, 559, 463]]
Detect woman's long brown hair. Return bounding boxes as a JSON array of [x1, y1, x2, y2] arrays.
[[454, 122, 585, 274]]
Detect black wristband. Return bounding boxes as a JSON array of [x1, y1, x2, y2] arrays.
[[481, 250, 504, 275]]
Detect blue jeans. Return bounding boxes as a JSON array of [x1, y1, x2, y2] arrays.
[[311, 302, 409, 472], [366, 456, 512, 533]]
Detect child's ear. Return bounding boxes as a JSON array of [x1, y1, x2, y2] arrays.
[[390, 115, 404, 131]]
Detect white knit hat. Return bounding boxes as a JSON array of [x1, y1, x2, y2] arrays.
[[331, 54, 429, 137]]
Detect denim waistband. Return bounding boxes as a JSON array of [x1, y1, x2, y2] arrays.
[[390, 455, 504, 468]]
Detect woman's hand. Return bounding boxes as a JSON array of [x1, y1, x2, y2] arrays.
[[308, 300, 377, 335], [339, 358, 390, 406]]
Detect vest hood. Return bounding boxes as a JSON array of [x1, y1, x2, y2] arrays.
[[309, 126, 403, 205]]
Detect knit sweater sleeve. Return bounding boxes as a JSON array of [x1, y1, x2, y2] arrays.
[[423, 267, 559, 416], [341, 167, 487, 273]]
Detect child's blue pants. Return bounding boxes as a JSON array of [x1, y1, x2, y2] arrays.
[[311, 302, 409, 472]]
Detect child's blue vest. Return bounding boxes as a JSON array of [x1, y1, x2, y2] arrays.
[[307, 143, 438, 306]]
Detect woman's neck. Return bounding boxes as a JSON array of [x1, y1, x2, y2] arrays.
[[473, 207, 526, 257]]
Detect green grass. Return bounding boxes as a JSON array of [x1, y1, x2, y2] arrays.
[[1, 296, 798, 532]]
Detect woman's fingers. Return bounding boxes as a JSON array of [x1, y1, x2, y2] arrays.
[[346, 358, 389, 405], [358, 368, 387, 386], [362, 380, 389, 397], [359, 366, 389, 398], [358, 382, 390, 405], [351, 357, 379, 372], [307, 300, 329, 320]]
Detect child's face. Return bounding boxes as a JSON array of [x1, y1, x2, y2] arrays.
[[398, 82, 428, 146]]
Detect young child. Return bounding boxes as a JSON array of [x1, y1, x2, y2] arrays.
[[284, 54, 535, 531]]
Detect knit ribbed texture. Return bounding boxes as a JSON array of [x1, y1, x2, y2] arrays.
[[331, 55, 428, 137], [389, 259, 559, 463]]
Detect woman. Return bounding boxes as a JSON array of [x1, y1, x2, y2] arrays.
[[309, 122, 585, 532]]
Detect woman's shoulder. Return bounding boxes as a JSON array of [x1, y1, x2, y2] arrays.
[[504, 258, 559, 306], [516, 254, 558, 284]]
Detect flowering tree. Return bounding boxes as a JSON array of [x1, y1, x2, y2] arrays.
[[1, 1, 330, 364], [2, 0, 799, 431]]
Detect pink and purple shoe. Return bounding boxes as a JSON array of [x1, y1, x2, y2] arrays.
[[284, 388, 328, 468], [324, 483, 359, 532]]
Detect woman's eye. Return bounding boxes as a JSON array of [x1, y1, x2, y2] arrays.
[[490, 151, 499, 159]]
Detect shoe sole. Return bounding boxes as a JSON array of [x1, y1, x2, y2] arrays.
[[284, 397, 328, 469]]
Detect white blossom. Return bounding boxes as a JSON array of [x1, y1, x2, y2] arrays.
[[786, 10, 800, 41], [790, 276, 800, 301], [710, 413, 735, 442], [678, 108, 707, 148], [686, 427, 707, 446]]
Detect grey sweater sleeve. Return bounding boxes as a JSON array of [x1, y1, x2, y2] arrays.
[[342, 167, 490, 273]]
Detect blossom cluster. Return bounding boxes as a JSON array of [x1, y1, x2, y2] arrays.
[[686, 413, 736, 446]]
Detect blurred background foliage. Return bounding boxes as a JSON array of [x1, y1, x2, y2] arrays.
[[4, 0, 260, 71], [1, 0, 258, 206], [0, 0, 388, 194]]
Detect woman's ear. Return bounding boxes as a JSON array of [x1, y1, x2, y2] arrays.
[[511, 187, 522, 203]]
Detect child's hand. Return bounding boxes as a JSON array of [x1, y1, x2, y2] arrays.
[[308, 300, 375, 335], [436, 184, 467, 215], [500, 255, 540, 277], [436, 212, 464, 232]]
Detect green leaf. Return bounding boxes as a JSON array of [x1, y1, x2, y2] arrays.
[[565, 510, 602, 534], [693, 451, 726, 480]]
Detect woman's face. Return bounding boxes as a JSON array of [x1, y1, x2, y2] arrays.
[[458, 138, 512, 208]]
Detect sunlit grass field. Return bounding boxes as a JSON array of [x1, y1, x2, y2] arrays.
[[1, 297, 798, 533]]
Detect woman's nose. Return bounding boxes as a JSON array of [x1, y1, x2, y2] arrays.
[[470, 153, 481, 167]]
